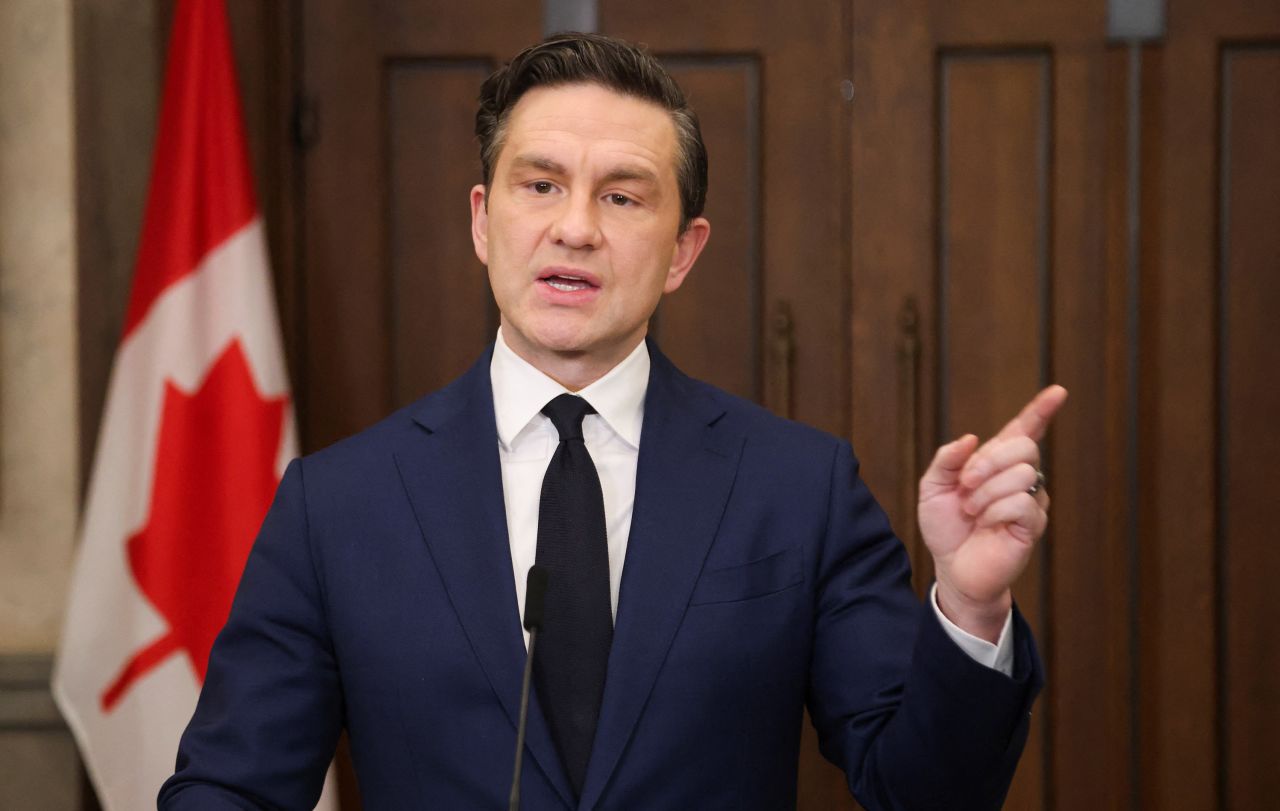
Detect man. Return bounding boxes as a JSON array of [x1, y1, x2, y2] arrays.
[[161, 33, 1065, 809]]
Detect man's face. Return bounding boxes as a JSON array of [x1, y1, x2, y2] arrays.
[[470, 83, 710, 376]]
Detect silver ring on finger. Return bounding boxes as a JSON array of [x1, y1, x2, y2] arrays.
[[1027, 468, 1047, 496]]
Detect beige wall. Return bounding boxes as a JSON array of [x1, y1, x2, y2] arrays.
[[1, 2, 84, 807], [0, 0, 79, 654]]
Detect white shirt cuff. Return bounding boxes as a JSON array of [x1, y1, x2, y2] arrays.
[[929, 583, 1015, 677]]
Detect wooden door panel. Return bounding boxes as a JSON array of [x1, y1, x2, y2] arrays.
[[386, 60, 500, 407], [1218, 44, 1280, 810], [1050, 46, 1128, 811], [939, 52, 1054, 810], [653, 59, 762, 403], [940, 53, 1051, 440], [1141, 34, 1219, 809]]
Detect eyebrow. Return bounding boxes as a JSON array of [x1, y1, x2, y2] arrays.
[[510, 155, 566, 175], [509, 154, 660, 188], [600, 166, 659, 187]]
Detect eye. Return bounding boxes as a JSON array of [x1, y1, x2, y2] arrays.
[[531, 181, 554, 194], [607, 193, 633, 206]]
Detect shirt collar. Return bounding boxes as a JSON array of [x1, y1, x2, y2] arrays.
[[490, 328, 649, 451]]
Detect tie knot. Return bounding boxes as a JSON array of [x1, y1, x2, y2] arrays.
[[542, 394, 596, 441]]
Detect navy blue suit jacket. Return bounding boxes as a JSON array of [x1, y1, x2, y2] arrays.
[[160, 344, 1041, 810]]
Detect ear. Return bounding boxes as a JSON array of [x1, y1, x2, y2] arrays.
[[663, 217, 711, 293], [469, 184, 489, 265]]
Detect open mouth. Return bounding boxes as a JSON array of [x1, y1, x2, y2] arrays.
[[538, 271, 599, 293]]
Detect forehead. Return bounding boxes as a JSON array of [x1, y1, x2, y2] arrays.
[[499, 83, 678, 176]]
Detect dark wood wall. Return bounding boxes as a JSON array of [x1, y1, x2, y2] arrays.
[[73, 1, 1279, 808]]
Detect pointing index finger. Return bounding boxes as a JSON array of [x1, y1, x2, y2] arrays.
[[996, 385, 1069, 442]]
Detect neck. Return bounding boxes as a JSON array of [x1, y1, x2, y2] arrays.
[[499, 327, 643, 392], [513, 351, 626, 393]]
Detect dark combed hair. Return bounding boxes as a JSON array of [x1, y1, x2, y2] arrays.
[[475, 32, 708, 231]]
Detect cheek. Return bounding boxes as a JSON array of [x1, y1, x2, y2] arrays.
[[612, 267, 670, 322], [616, 242, 676, 295], [504, 218, 546, 258], [486, 220, 536, 273]]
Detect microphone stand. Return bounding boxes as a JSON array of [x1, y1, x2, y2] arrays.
[[509, 566, 548, 811]]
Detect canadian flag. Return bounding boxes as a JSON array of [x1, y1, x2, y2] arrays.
[[52, 1, 335, 808]]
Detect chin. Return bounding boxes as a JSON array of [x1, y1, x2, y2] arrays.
[[516, 320, 595, 357], [539, 336, 596, 358]]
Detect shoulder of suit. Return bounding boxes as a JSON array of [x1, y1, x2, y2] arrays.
[[294, 397, 431, 477], [677, 372, 846, 459], [298, 351, 488, 472]]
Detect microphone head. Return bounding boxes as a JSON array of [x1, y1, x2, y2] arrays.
[[523, 565, 549, 632]]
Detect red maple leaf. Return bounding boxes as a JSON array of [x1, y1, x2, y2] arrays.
[[100, 340, 287, 712]]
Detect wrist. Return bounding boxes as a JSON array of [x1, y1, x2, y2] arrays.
[[934, 581, 1012, 644]]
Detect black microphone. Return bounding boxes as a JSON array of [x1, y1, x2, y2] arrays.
[[509, 565, 548, 811]]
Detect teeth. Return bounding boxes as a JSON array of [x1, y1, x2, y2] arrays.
[[547, 279, 585, 292]]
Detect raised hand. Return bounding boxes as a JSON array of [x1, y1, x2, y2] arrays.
[[917, 385, 1068, 642]]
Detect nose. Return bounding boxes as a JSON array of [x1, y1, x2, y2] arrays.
[[548, 190, 602, 250]]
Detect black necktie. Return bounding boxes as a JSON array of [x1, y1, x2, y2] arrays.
[[533, 394, 612, 796]]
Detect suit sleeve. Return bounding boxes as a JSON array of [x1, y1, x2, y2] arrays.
[[158, 459, 342, 809], [807, 441, 1042, 811]]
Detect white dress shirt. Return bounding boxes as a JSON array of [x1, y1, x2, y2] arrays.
[[489, 328, 1013, 675]]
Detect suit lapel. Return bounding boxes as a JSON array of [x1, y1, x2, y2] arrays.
[[392, 351, 575, 808], [579, 346, 744, 811]]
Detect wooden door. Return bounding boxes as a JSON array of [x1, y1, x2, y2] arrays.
[[1140, 2, 1280, 808], [850, 1, 1125, 808], [850, 1, 1280, 810]]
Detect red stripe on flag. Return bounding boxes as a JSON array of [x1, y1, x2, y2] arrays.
[[122, 0, 257, 339]]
